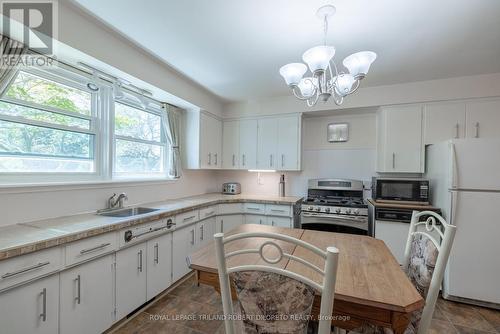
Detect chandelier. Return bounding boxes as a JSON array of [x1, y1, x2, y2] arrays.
[[279, 5, 377, 107]]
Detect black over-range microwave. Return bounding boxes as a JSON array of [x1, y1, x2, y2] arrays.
[[371, 178, 430, 205]]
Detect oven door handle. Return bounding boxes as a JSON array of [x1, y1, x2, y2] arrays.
[[302, 212, 365, 221]]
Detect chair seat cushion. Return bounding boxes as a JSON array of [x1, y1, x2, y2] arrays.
[[230, 271, 315, 334]]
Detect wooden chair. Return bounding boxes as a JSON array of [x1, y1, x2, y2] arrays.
[[214, 231, 340, 334], [350, 210, 457, 334]]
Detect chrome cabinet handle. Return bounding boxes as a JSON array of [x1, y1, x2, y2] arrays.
[[183, 215, 196, 222], [271, 220, 275, 226], [220, 219, 224, 232], [214, 153, 218, 165], [454, 123, 459, 139], [247, 207, 260, 211], [138, 250, 143, 272], [200, 224, 204, 241], [190, 229, 195, 245], [271, 209, 286, 213], [281, 154, 284, 167], [40, 288, 47, 322], [208, 153, 212, 165], [269, 154, 273, 167], [392, 153, 396, 169], [474, 122, 479, 138], [80, 242, 111, 255], [232, 154, 235, 166], [154, 243, 159, 264], [75, 275, 81, 304], [205, 211, 215, 217], [1, 261, 50, 279], [242, 154, 246, 166]]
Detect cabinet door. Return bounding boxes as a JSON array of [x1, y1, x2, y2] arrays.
[[277, 116, 300, 170], [60, 255, 114, 334], [239, 119, 258, 169], [147, 233, 172, 300], [217, 215, 244, 233], [199, 112, 212, 169], [465, 99, 500, 139], [197, 217, 216, 249], [0, 274, 59, 334], [245, 214, 267, 225], [115, 242, 147, 319], [375, 220, 410, 264], [222, 120, 239, 169], [172, 224, 196, 282], [424, 102, 466, 144], [382, 105, 423, 173], [267, 216, 292, 228], [257, 118, 279, 169], [212, 117, 222, 168]]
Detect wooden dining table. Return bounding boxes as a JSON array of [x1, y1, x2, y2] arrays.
[[189, 224, 424, 334]]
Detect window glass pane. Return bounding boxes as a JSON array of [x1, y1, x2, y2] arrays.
[[5, 71, 91, 115], [0, 120, 94, 173], [0, 101, 90, 130], [115, 103, 161, 142], [115, 139, 163, 174]]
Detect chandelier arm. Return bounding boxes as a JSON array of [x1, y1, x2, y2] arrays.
[[291, 86, 311, 100], [347, 80, 361, 95]]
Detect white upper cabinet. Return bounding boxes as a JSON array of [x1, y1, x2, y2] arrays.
[[239, 119, 258, 169], [277, 116, 301, 170], [257, 118, 279, 169], [377, 105, 424, 173], [424, 102, 466, 144], [222, 120, 240, 169], [465, 99, 500, 139], [182, 110, 222, 169]]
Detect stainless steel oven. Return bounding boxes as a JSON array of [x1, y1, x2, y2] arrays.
[[301, 211, 368, 235]]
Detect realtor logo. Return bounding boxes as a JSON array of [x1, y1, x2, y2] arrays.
[[1, 0, 58, 55]]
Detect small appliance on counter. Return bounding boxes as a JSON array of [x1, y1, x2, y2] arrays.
[[279, 174, 286, 197], [222, 182, 241, 195], [371, 177, 430, 205]]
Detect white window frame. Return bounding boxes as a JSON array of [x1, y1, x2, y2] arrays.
[[111, 98, 169, 180], [0, 67, 103, 184]]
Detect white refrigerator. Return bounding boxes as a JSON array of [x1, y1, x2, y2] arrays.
[[426, 138, 500, 307]]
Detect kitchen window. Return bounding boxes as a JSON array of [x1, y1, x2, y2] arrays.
[[113, 101, 167, 178], [0, 69, 98, 175], [0, 65, 173, 185]]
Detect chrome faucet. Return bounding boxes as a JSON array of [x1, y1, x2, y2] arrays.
[[107, 193, 128, 210]]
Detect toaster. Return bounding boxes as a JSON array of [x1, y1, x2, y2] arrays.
[[222, 182, 241, 195]]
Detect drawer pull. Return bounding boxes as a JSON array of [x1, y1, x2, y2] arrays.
[[247, 207, 260, 211], [271, 209, 286, 213], [205, 211, 215, 217], [183, 215, 196, 222], [79, 242, 111, 255], [1, 261, 50, 279], [40, 288, 47, 322]]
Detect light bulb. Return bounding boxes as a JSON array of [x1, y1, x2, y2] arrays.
[[334, 74, 355, 96], [302, 46, 335, 73], [343, 51, 377, 79], [298, 77, 318, 98], [279, 63, 307, 86]]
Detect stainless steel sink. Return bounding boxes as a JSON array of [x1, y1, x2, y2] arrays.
[[98, 207, 160, 217]]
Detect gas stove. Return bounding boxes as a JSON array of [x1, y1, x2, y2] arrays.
[[301, 179, 371, 236]]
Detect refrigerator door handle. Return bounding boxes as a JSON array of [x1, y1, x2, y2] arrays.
[[450, 190, 458, 227], [450, 142, 459, 189]]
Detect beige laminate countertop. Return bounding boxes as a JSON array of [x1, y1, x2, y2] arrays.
[[0, 193, 302, 261]]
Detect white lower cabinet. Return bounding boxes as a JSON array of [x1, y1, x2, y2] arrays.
[[375, 220, 409, 264], [266, 216, 292, 228], [115, 242, 147, 319], [146, 233, 172, 301], [245, 214, 267, 225], [0, 274, 59, 334], [172, 224, 197, 282], [197, 217, 216, 249], [217, 214, 244, 233], [60, 255, 114, 334]]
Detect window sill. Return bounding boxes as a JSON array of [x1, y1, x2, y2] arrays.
[[0, 177, 180, 194]]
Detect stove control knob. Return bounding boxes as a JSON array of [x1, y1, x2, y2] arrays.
[[324, 207, 330, 213], [315, 207, 321, 212], [354, 209, 359, 215], [308, 206, 313, 211], [346, 209, 352, 214], [335, 208, 341, 213]]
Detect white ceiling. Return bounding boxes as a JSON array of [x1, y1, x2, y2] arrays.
[[73, 0, 500, 102]]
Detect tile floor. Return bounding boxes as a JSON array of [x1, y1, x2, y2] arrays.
[[112, 275, 500, 334]]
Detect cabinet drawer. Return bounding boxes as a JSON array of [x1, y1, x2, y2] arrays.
[[267, 216, 292, 228], [176, 210, 199, 227], [65, 232, 118, 266], [218, 203, 243, 215], [199, 206, 218, 220], [265, 204, 291, 217], [245, 214, 267, 225], [243, 203, 265, 214], [0, 247, 62, 291]]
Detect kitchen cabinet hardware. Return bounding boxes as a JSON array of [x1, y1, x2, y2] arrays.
[[183, 215, 196, 221], [454, 123, 459, 139], [154, 243, 159, 264], [475, 122, 480, 138], [74, 275, 81, 304], [138, 250, 143, 272], [40, 288, 47, 321], [79, 243, 111, 255], [1, 261, 50, 279], [190, 229, 195, 245]]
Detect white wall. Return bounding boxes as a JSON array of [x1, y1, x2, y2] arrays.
[[0, 170, 217, 227], [224, 73, 500, 118], [216, 112, 377, 197]]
